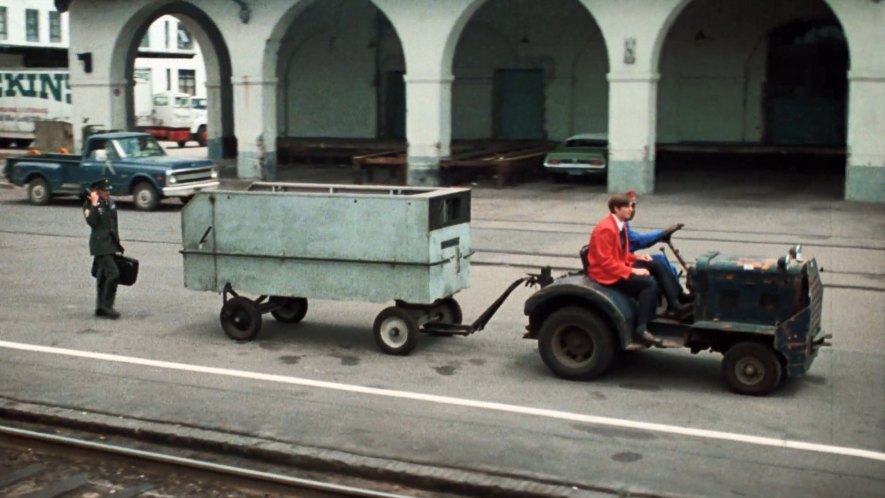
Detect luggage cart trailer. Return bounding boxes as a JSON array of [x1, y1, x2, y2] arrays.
[[181, 181, 486, 354]]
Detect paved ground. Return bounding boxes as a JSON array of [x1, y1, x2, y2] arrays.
[[1, 146, 883, 497]]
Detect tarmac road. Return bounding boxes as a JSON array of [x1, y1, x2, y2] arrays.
[[0, 150, 883, 497]]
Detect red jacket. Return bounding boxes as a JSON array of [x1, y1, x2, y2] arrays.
[[587, 214, 636, 284]]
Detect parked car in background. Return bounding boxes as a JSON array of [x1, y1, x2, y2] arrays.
[[543, 133, 608, 179], [4, 131, 219, 210]]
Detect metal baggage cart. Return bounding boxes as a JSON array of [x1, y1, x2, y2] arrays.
[[181, 181, 482, 354]]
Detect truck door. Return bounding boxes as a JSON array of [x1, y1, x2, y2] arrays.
[[80, 138, 122, 189]]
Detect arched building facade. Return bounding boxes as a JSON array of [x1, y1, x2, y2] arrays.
[[59, 0, 885, 202]]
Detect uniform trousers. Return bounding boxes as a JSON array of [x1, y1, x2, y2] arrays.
[[93, 254, 119, 311]]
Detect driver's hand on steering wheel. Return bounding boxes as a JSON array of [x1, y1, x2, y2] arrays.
[[662, 223, 685, 241]]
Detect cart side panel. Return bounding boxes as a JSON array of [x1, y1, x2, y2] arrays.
[[211, 192, 428, 263], [181, 185, 471, 303], [427, 223, 471, 300], [210, 256, 433, 303], [181, 193, 217, 291]]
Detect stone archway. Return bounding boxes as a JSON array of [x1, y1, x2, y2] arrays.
[[111, 1, 234, 159]]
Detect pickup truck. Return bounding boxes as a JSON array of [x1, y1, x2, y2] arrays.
[[3, 131, 219, 210]]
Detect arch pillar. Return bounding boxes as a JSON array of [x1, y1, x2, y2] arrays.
[[404, 73, 453, 186], [606, 72, 659, 193], [587, 0, 685, 194], [830, 1, 885, 203], [845, 71, 885, 202], [231, 76, 278, 180]]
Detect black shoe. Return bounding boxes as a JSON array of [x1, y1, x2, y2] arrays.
[[97, 307, 120, 319], [666, 303, 694, 321], [678, 292, 694, 304], [639, 331, 663, 347]]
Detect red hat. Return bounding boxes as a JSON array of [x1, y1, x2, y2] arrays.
[[626, 190, 637, 200]]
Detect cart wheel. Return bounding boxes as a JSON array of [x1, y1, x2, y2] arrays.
[[220, 296, 262, 341], [373, 307, 419, 355], [270, 297, 308, 323], [433, 297, 463, 325], [537, 306, 615, 380], [722, 342, 783, 396]]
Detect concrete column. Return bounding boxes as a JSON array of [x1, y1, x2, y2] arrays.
[[404, 73, 453, 186], [231, 77, 277, 180], [845, 72, 885, 202], [204, 82, 223, 160], [607, 72, 659, 193], [69, 78, 127, 153]]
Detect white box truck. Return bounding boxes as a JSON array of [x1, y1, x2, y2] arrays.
[[0, 69, 72, 148]]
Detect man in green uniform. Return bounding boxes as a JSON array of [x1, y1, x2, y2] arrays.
[[83, 178, 124, 319]]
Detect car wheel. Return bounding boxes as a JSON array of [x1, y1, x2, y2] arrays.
[[722, 342, 783, 396], [27, 177, 51, 205], [537, 306, 615, 380], [196, 125, 207, 147], [133, 182, 160, 211]]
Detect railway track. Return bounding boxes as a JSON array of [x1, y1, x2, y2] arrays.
[[0, 424, 421, 498]]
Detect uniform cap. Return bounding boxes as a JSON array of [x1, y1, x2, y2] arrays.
[[90, 178, 112, 191]]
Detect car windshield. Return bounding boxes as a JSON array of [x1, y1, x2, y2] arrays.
[[114, 136, 167, 158], [192, 98, 207, 110], [565, 139, 607, 148]]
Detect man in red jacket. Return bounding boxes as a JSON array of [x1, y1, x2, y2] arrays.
[[587, 193, 662, 345]]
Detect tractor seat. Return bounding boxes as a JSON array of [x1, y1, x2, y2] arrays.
[[580, 244, 590, 274]]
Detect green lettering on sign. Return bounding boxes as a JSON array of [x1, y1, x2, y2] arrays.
[[1, 72, 71, 103]]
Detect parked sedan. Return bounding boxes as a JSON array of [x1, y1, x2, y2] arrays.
[[543, 133, 608, 178]]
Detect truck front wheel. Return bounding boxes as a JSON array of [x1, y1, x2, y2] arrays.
[[538, 307, 615, 380], [722, 342, 783, 396], [133, 182, 160, 211], [27, 177, 51, 205]]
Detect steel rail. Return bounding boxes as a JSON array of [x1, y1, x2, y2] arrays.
[[0, 424, 414, 498]]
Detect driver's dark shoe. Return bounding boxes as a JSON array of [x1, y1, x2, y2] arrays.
[[678, 292, 694, 304], [639, 331, 663, 347], [666, 303, 694, 321], [96, 307, 120, 319]]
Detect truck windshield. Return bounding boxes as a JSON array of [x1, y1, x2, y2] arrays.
[[115, 136, 167, 158]]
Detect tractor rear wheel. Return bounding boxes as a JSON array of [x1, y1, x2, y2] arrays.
[[537, 307, 615, 380]]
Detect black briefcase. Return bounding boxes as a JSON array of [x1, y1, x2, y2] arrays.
[[115, 255, 139, 286], [92, 255, 139, 286]]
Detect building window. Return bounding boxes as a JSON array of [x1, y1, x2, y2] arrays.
[[134, 68, 151, 82], [0, 8, 8, 41], [164, 20, 170, 49], [140, 31, 150, 49], [178, 69, 196, 95], [49, 11, 61, 42], [26, 9, 40, 42], [177, 24, 193, 50]]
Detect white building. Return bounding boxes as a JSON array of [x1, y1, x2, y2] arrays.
[[0, 1, 205, 97], [50, 0, 885, 202], [0, 0, 68, 67]]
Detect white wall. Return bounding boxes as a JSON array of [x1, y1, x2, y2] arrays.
[[657, 0, 836, 143], [133, 14, 207, 99], [280, 0, 379, 138], [452, 0, 607, 141], [0, 0, 69, 48]]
